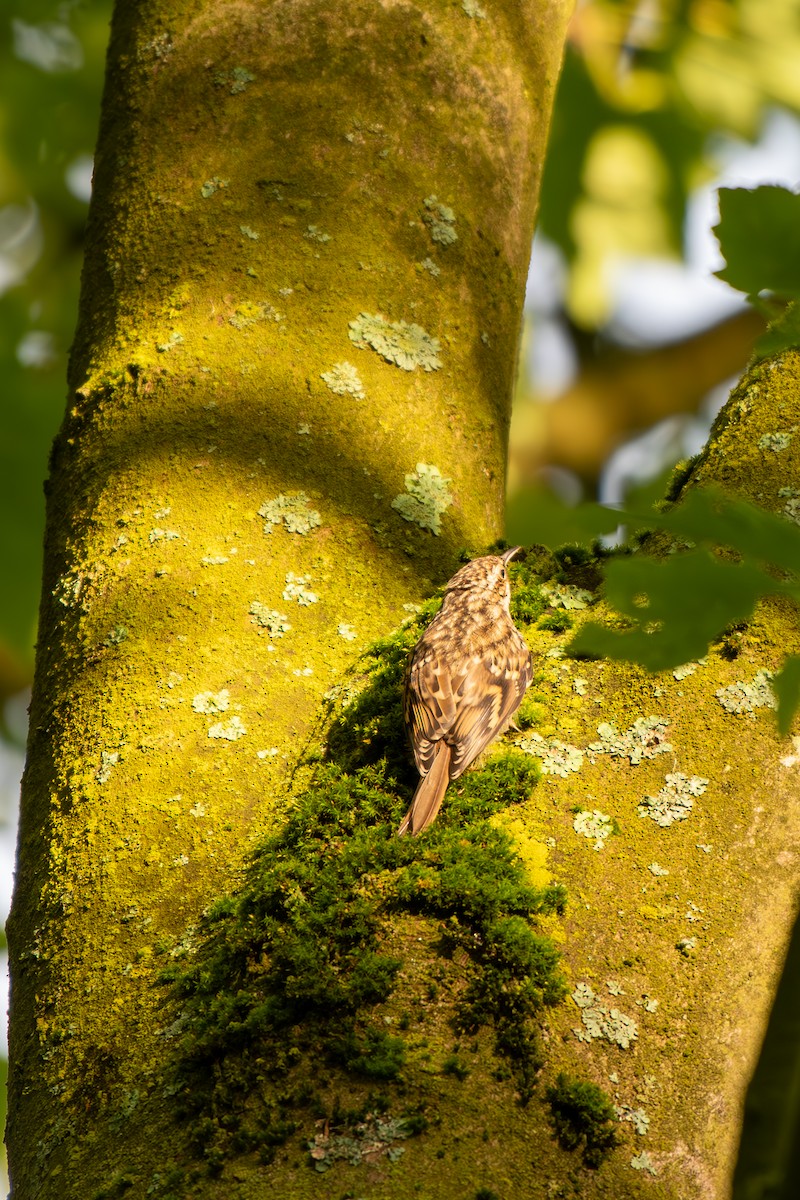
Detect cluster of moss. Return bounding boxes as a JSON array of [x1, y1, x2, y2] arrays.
[[164, 749, 565, 1172], [545, 1073, 620, 1168], [159, 552, 621, 1177]]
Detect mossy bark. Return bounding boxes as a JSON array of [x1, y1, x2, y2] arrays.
[[6, 1, 573, 1197]]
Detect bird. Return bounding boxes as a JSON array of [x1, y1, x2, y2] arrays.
[[398, 546, 532, 836]]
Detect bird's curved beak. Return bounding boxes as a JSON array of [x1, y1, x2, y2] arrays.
[[501, 546, 522, 564]]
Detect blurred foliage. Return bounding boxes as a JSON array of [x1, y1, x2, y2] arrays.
[[0, 0, 112, 689], [539, 0, 800, 327], [713, 184, 800, 359]]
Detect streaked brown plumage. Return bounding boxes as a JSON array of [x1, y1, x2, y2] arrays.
[[398, 547, 532, 836]]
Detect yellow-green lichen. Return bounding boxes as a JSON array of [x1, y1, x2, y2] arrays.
[[348, 313, 442, 372], [391, 462, 453, 535], [282, 573, 318, 605], [637, 772, 708, 826], [258, 492, 322, 535], [207, 716, 247, 741], [248, 602, 292, 637], [716, 668, 776, 713], [422, 195, 458, 247], [320, 360, 365, 398], [160, 590, 569, 1176], [572, 810, 614, 850], [192, 690, 230, 715]]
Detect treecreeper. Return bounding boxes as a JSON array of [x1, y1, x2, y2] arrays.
[[398, 547, 533, 835]]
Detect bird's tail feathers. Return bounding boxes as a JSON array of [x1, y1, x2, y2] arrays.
[[397, 743, 452, 836]]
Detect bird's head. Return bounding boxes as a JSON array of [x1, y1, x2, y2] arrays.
[[441, 546, 521, 612]]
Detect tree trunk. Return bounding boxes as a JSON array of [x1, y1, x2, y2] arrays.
[[6, 1, 573, 1196]]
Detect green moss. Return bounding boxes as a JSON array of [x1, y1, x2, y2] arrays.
[[545, 1073, 620, 1168], [662, 454, 701, 503], [165, 752, 563, 1168], [538, 611, 572, 633], [514, 694, 546, 730], [163, 576, 566, 1173]]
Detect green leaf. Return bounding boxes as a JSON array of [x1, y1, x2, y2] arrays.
[[773, 657, 800, 737], [713, 186, 800, 299], [628, 487, 800, 575], [505, 487, 620, 549], [570, 551, 780, 671]]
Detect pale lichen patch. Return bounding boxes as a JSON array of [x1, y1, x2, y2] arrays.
[[321, 361, 364, 398], [672, 658, 705, 680], [192, 690, 230, 715], [214, 66, 255, 93], [337, 623, 357, 641], [200, 177, 228, 198], [96, 750, 119, 785], [103, 625, 128, 647], [758, 430, 794, 452], [541, 582, 593, 610], [391, 463, 453, 534], [716, 669, 776, 714], [779, 486, 800, 524], [157, 331, 184, 353], [208, 716, 247, 741], [631, 1150, 658, 1175], [149, 528, 180, 544], [248, 603, 291, 638], [307, 1113, 412, 1172], [573, 810, 614, 850], [518, 732, 584, 776], [422, 195, 457, 246], [572, 983, 638, 1048], [282, 573, 318, 605], [462, 0, 487, 15], [638, 773, 708, 826], [348, 313, 442, 371], [615, 1104, 650, 1136], [229, 302, 284, 329], [304, 225, 331, 244], [418, 256, 440, 277], [259, 493, 321, 535], [588, 717, 672, 764]]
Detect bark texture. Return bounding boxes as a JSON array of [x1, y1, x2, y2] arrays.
[[7, 1, 573, 1196]]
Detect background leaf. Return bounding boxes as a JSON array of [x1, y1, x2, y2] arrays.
[[713, 186, 800, 299]]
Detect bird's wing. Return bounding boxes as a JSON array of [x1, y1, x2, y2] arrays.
[[447, 641, 532, 778], [404, 650, 460, 776]]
